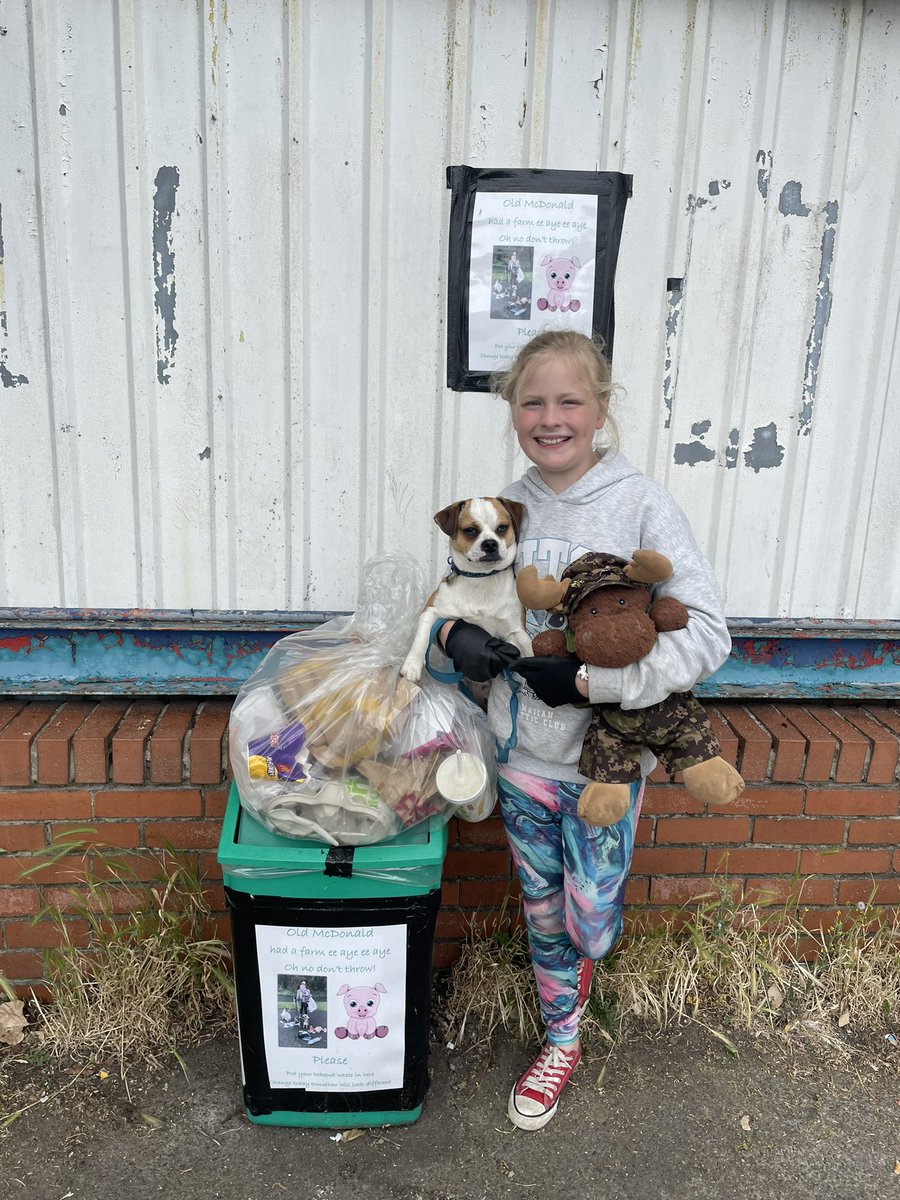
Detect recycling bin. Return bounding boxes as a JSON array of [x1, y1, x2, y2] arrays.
[[217, 782, 448, 1127]]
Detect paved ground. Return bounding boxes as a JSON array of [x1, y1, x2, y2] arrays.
[[1, 1022, 898, 1200]]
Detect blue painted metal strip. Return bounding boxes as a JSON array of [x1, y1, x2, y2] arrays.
[[1, 611, 899, 699]]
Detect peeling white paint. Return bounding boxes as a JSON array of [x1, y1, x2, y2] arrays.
[[0, 0, 897, 622]]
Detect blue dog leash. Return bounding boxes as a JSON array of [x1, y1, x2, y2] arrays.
[[424, 618, 520, 764]]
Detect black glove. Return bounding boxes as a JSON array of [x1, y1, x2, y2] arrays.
[[443, 619, 522, 682], [514, 655, 584, 707]]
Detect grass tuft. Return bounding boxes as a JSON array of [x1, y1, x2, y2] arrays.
[[443, 881, 900, 1064], [22, 834, 234, 1074]]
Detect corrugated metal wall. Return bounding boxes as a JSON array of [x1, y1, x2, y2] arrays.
[[1, 0, 897, 618]]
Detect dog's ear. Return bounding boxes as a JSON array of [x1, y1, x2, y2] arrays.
[[501, 499, 526, 540], [433, 501, 465, 536]]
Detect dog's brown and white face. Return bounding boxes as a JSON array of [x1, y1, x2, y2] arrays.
[[433, 498, 525, 574]]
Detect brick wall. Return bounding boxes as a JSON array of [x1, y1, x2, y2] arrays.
[[1, 697, 897, 989]]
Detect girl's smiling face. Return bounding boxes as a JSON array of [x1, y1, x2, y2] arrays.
[[512, 354, 607, 493]]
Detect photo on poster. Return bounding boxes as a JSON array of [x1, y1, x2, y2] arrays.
[[276, 973, 328, 1049], [490, 245, 533, 320]]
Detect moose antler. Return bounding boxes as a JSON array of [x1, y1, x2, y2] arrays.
[[625, 549, 673, 586], [516, 564, 570, 611]]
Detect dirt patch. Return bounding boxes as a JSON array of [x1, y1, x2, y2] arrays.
[[2, 1024, 898, 1200]]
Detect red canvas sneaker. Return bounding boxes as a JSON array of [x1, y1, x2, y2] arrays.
[[508, 1041, 582, 1130], [576, 955, 593, 1015]]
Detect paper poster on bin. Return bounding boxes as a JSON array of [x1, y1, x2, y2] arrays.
[[255, 922, 407, 1092]]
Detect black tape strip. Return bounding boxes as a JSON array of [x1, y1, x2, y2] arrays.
[[324, 846, 355, 878]]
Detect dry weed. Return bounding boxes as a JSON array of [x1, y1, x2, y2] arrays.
[[444, 882, 899, 1064], [22, 834, 234, 1074]]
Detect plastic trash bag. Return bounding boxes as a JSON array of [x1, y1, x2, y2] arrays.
[[229, 554, 498, 845]]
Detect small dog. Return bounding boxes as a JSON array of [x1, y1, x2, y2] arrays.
[[400, 497, 532, 683]]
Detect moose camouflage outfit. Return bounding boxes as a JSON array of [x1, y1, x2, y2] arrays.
[[581, 692, 720, 781], [553, 552, 723, 784]]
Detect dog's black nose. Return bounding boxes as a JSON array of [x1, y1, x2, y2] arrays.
[[480, 538, 498, 553]]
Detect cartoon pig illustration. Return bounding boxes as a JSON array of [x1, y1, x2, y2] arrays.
[[536, 255, 581, 313], [334, 982, 389, 1040]]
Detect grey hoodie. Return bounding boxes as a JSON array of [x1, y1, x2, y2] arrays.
[[489, 451, 731, 782]]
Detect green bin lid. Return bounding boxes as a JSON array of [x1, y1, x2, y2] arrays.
[[217, 781, 447, 873]]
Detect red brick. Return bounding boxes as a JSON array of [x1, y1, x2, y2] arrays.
[[649, 877, 739, 905], [624, 877, 649, 904], [805, 787, 898, 816], [111, 701, 163, 784], [894, 849, 900, 872], [435, 910, 474, 939], [0, 824, 47, 852], [798, 909, 841, 933], [459, 879, 518, 907], [94, 788, 202, 818], [43, 885, 148, 915], [806, 706, 868, 783], [5, 918, 90, 949], [866, 704, 900, 737], [1, 853, 86, 886], [641, 785, 704, 815], [48, 823, 141, 850], [837, 878, 900, 905], [203, 883, 226, 911], [440, 879, 459, 906], [845, 708, 899, 784], [0, 701, 60, 785], [0, 951, 44, 981], [635, 815, 654, 844], [708, 847, 801, 874], [455, 817, 509, 846], [189, 701, 232, 785], [847, 818, 899, 845], [630, 847, 705, 875], [203, 786, 231, 819], [743, 877, 835, 906], [714, 705, 771, 780], [198, 852, 222, 881], [34, 701, 95, 785], [776, 705, 836, 781], [0, 701, 27, 735], [443, 849, 511, 878], [0, 887, 41, 916], [647, 760, 668, 784], [753, 817, 844, 845], [90, 851, 171, 883], [730, 786, 804, 815], [433, 942, 462, 969], [144, 820, 224, 850], [706, 708, 740, 768], [0, 790, 92, 820], [798, 848, 890, 874], [655, 816, 751, 844], [73, 700, 129, 783], [747, 705, 806, 781], [149, 701, 198, 783]]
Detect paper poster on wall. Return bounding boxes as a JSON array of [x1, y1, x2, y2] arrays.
[[446, 166, 632, 392], [255, 922, 407, 1092], [467, 191, 599, 372]]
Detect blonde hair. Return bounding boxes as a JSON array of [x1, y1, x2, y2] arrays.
[[492, 330, 620, 452]]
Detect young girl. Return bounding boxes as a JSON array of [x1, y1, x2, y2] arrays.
[[441, 330, 731, 1131]]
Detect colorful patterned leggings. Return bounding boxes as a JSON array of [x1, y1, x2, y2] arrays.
[[498, 766, 644, 1047]]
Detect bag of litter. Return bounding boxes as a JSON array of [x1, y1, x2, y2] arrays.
[[229, 554, 498, 845]]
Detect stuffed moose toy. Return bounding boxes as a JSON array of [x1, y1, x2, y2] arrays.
[[516, 549, 745, 826]]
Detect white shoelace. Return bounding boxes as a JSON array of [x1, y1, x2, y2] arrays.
[[520, 1045, 577, 1098]]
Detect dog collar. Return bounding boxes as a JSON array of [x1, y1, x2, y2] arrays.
[[448, 558, 513, 579]]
